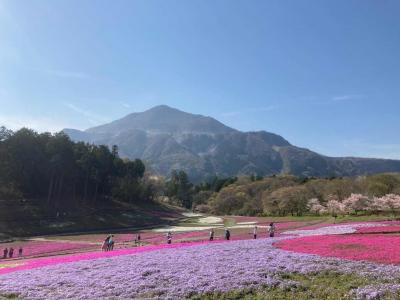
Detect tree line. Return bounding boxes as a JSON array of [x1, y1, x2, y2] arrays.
[[0, 127, 152, 211], [2, 126, 400, 218], [199, 173, 400, 216]]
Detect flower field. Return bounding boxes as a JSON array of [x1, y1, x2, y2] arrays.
[[276, 234, 400, 265], [0, 240, 93, 258], [356, 225, 400, 234], [1, 220, 400, 299]]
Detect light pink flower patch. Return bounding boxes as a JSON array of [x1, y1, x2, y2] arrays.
[[275, 234, 400, 265], [0, 240, 225, 275]]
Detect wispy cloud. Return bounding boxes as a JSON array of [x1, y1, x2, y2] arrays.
[[63, 102, 110, 125], [120, 102, 131, 109], [221, 105, 278, 118], [331, 94, 365, 102]]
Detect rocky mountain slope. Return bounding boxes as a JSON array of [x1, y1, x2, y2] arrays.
[[63, 105, 400, 181]]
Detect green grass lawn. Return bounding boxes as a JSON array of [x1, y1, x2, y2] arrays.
[[0, 294, 19, 299], [190, 271, 399, 300]]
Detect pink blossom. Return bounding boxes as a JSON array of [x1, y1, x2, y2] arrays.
[[357, 225, 400, 234], [276, 234, 400, 264], [326, 199, 345, 215], [342, 193, 371, 213]]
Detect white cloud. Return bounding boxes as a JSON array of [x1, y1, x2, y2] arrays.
[[120, 102, 131, 109], [331, 94, 365, 102]]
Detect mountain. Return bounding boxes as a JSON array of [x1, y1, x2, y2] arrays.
[[63, 105, 400, 181]]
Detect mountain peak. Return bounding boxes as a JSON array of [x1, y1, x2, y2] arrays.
[[145, 104, 178, 112], [85, 105, 236, 136], [63, 105, 400, 181]]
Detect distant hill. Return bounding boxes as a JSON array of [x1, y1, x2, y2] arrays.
[[63, 105, 400, 181]]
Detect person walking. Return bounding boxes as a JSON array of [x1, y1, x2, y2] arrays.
[[166, 232, 172, 244], [102, 235, 110, 251], [3, 248, 8, 259], [268, 222, 276, 238], [18, 247, 23, 257], [209, 229, 214, 241], [137, 233, 141, 245], [253, 226, 258, 239], [108, 235, 115, 251], [224, 229, 231, 241], [9, 247, 14, 258]]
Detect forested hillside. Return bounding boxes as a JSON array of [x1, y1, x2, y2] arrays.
[[0, 126, 182, 237], [0, 126, 154, 206], [195, 173, 400, 217]]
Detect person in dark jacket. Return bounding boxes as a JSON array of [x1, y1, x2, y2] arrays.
[[268, 222, 276, 238], [209, 229, 214, 241], [166, 232, 172, 244], [224, 229, 231, 240]]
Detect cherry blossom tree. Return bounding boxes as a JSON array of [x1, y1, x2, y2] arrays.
[[369, 196, 390, 213], [342, 193, 371, 214], [326, 198, 345, 216], [369, 194, 400, 213], [307, 198, 327, 215], [381, 194, 400, 213]]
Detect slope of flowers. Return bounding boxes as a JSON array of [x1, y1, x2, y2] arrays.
[[276, 234, 400, 265], [357, 225, 400, 234], [1, 237, 400, 299], [0, 241, 219, 275], [0, 240, 93, 258], [282, 222, 385, 236]]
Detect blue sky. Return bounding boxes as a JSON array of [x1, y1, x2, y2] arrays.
[[0, 0, 399, 159]]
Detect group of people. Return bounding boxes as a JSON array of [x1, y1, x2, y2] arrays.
[[252, 222, 276, 239], [213, 222, 276, 241], [3, 223, 276, 260], [101, 235, 115, 251], [2, 247, 23, 259], [100, 223, 277, 250]]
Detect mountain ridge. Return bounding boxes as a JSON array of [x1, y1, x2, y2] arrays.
[[63, 105, 400, 181]]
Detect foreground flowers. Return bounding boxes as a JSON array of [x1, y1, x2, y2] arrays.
[[0, 234, 400, 299], [1, 222, 400, 299]]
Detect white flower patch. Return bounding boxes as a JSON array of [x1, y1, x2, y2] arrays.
[[197, 216, 223, 224], [182, 212, 203, 218], [152, 226, 218, 233], [282, 223, 387, 237], [236, 222, 258, 225]]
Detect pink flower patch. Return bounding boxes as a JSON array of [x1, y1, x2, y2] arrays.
[[275, 234, 400, 265], [0, 241, 92, 258], [357, 226, 400, 234]]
